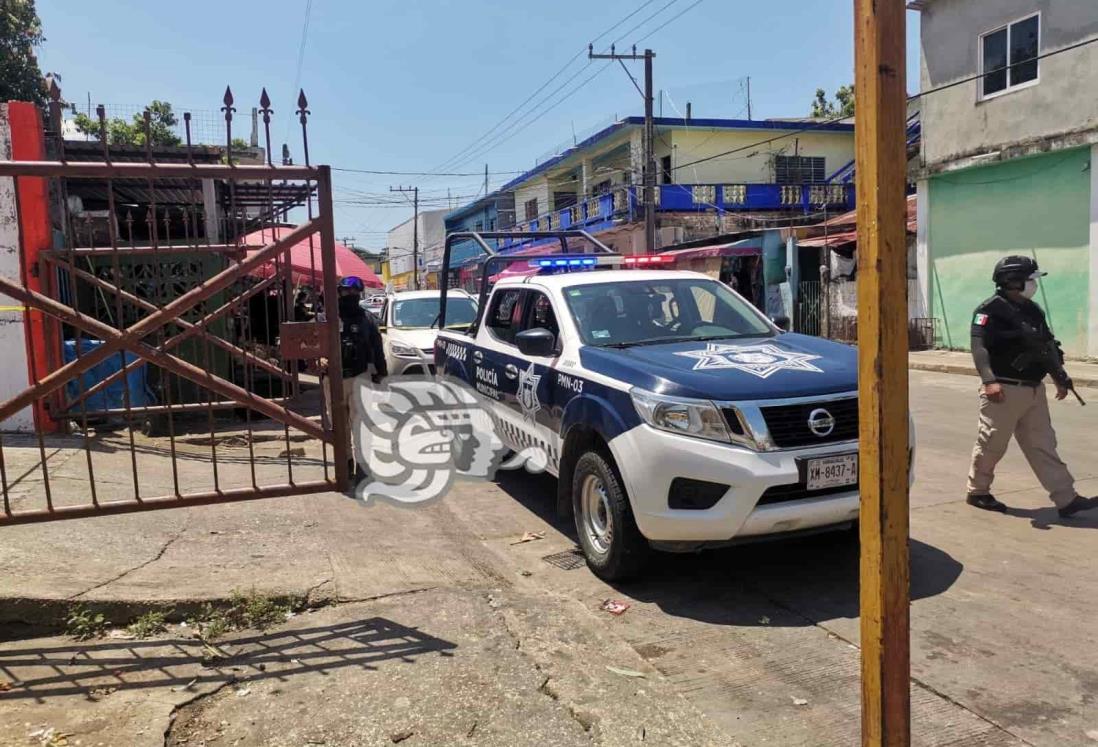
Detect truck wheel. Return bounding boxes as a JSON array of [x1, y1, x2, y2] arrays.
[[572, 450, 649, 581]]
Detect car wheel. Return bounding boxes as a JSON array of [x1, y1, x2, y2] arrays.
[[572, 450, 649, 581]]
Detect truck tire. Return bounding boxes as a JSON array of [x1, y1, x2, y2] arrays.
[[572, 450, 649, 581]]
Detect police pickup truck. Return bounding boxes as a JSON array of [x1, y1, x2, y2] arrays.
[[436, 246, 868, 580]]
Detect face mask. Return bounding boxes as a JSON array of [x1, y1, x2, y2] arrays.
[[1021, 279, 1038, 299], [337, 295, 361, 317]]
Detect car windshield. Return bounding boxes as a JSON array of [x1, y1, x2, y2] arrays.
[[563, 278, 773, 347], [391, 296, 477, 328]]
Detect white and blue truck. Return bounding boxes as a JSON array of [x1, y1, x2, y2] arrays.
[[436, 231, 887, 580]]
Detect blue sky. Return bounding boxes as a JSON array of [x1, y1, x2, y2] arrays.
[[36, 0, 921, 249]]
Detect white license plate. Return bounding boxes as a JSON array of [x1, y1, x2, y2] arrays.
[[806, 454, 858, 491]]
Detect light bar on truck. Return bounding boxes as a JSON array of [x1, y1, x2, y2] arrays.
[[622, 254, 673, 266]]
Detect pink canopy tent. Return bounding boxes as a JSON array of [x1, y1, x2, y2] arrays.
[[243, 226, 383, 288]]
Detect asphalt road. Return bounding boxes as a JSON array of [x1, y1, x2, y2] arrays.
[[2, 369, 1095, 746], [443, 369, 1098, 746]]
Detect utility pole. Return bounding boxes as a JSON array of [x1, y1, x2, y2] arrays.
[[390, 185, 419, 290], [484, 164, 489, 196], [854, 0, 910, 744], [589, 44, 657, 254], [746, 76, 752, 120]]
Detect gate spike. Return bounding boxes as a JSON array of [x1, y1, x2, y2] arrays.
[[222, 86, 237, 165], [296, 89, 311, 166], [258, 89, 274, 166]]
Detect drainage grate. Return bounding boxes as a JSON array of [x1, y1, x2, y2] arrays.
[[542, 549, 587, 571]]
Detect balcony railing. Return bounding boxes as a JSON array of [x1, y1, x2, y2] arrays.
[[498, 182, 854, 250]]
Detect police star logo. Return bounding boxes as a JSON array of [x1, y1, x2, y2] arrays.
[[517, 363, 542, 420], [676, 343, 824, 378]]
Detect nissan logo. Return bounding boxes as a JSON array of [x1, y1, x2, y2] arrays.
[[807, 408, 836, 437]]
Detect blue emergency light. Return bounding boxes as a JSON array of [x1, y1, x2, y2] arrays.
[[530, 256, 598, 271]]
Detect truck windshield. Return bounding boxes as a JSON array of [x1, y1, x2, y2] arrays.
[[563, 278, 773, 347], [392, 296, 477, 328]]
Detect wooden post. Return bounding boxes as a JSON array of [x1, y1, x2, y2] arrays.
[[854, 1, 910, 745]]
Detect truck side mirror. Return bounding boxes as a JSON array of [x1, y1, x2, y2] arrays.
[[515, 328, 556, 357], [771, 315, 790, 332]]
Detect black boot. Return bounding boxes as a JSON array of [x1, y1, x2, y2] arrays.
[[1058, 495, 1097, 518], [966, 493, 1008, 513]]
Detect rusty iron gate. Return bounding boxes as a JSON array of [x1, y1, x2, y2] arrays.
[[0, 86, 350, 525]]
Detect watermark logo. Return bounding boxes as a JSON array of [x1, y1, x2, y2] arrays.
[[350, 374, 549, 506]]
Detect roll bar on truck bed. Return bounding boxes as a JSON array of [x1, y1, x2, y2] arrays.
[[437, 230, 618, 331]]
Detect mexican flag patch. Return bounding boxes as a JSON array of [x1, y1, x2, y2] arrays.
[[973, 313, 989, 326]]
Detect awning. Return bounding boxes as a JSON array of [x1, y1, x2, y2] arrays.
[[661, 242, 763, 262], [243, 226, 383, 288], [797, 230, 858, 248]]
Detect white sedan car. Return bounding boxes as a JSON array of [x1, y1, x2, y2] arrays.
[[379, 289, 478, 376]]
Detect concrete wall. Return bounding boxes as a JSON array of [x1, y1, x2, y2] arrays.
[[920, 0, 1098, 168], [0, 105, 35, 432], [927, 146, 1093, 356], [387, 208, 448, 276], [669, 128, 855, 184]]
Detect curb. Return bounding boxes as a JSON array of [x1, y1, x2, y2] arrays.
[[910, 360, 1098, 389], [0, 588, 336, 629]]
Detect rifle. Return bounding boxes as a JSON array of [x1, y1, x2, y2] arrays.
[[1012, 325, 1086, 405]]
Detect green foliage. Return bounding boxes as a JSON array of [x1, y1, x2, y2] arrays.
[[73, 100, 182, 147], [187, 589, 296, 640], [0, 0, 46, 105], [66, 606, 109, 641], [127, 610, 168, 638], [810, 84, 855, 119]]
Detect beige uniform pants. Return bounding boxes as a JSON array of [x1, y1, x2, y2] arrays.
[[967, 382, 1076, 507]]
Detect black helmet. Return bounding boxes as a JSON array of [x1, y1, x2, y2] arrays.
[[992, 255, 1046, 288]]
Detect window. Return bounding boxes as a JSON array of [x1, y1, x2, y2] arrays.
[[774, 155, 826, 184], [593, 179, 612, 196], [486, 288, 524, 344], [519, 291, 560, 341], [661, 155, 673, 184], [391, 296, 477, 329], [524, 198, 539, 221], [562, 278, 773, 347], [981, 14, 1039, 98]]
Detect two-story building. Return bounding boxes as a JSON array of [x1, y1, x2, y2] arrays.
[[386, 208, 449, 290], [913, 0, 1098, 357], [444, 115, 857, 273]]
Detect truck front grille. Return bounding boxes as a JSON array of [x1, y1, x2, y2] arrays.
[[760, 397, 858, 448]]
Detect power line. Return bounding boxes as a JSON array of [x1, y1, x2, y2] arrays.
[[283, 0, 314, 144], [673, 36, 1098, 174], [423, 0, 665, 178], [441, 0, 705, 176], [333, 166, 526, 177]]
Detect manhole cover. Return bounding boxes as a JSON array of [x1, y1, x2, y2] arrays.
[[542, 549, 586, 571]]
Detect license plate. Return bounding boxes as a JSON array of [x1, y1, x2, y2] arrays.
[[806, 454, 858, 491]]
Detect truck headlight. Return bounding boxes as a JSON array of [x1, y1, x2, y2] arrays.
[[630, 388, 732, 443], [390, 342, 419, 358]]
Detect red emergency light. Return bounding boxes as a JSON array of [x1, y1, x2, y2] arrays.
[[622, 254, 673, 266]]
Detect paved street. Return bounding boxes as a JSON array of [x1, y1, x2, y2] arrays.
[[1, 369, 1096, 746]]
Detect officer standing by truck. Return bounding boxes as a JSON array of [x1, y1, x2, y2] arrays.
[[966, 256, 1094, 518], [327, 276, 387, 481]]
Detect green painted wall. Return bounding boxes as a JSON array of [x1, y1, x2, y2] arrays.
[[928, 147, 1092, 356]]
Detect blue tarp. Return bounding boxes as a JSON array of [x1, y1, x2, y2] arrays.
[[63, 339, 156, 412]]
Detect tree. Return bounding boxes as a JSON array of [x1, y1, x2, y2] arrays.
[[0, 0, 47, 105], [810, 85, 855, 119], [72, 100, 182, 147]]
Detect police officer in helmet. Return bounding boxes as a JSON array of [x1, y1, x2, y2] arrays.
[[966, 256, 1095, 517], [327, 276, 387, 481]]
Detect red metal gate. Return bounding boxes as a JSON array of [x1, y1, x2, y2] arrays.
[[0, 86, 350, 525]]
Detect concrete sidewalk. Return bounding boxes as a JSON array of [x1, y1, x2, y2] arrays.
[[910, 349, 1098, 388]]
